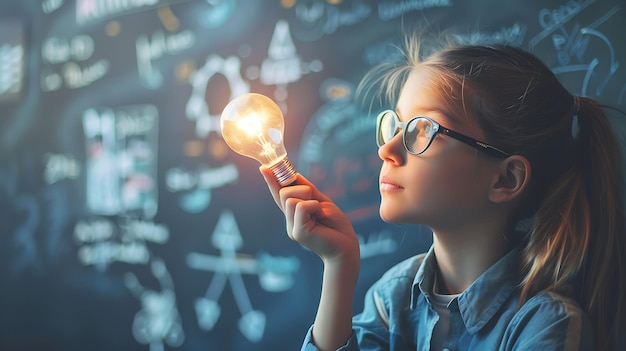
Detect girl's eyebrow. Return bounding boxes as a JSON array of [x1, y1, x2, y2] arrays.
[[396, 107, 449, 124]]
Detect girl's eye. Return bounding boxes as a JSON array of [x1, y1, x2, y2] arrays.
[[416, 119, 432, 136]]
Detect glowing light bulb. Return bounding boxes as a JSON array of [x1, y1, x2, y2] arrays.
[[220, 93, 297, 186]]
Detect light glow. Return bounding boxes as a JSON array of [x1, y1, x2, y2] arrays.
[[220, 93, 296, 186]]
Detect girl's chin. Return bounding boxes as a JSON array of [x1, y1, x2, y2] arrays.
[[380, 205, 426, 225], [379, 208, 408, 224]]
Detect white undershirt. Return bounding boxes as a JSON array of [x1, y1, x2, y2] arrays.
[[430, 277, 460, 351]]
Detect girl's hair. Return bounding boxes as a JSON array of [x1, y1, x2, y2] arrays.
[[359, 35, 626, 350]]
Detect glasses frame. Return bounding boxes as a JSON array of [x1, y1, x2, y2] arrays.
[[376, 110, 511, 158]]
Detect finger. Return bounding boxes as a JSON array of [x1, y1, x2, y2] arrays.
[[283, 197, 299, 240], [259, 166, 282, 208], [291, 200, 322, 243], [279, 186, 316, 241], [262, 168, 333, 205], [291, 173, 334, 203], [283, 193, 322, 241], [278, 184, 312, 212]]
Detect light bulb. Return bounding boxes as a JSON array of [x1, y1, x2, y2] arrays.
[[220, 93, 297, 186]]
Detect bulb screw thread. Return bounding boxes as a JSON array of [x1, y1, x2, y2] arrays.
[[270, 157, 297, 186]]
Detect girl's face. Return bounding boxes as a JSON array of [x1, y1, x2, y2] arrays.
[[378, 69, 499, 230]]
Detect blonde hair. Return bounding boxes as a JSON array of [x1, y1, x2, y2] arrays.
[[359, 34, 626, 350]]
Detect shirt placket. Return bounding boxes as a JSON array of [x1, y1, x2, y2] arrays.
[[441, 300, 464, 351]]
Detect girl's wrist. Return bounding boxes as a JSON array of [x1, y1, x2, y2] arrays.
[[323, 254, 360, 287]]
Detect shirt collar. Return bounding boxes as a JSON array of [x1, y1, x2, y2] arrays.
[[411, 245, 521, 333]]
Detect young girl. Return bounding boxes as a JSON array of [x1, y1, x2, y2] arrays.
[[259, 37, 626, 351]]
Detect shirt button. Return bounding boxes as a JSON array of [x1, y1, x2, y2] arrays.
[[442, 348, 450, 351]]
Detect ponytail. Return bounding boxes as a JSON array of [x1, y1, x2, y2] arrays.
[[520, 97, 626, 351]]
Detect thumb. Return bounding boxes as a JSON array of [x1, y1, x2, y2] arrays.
[[259, 166, 282, 206], [290, 173, 334, 203]]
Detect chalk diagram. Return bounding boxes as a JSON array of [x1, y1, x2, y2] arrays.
[[186, 210, 300, 342], [125, 257, 185, 351], [530, 1, 623, 101], [255, 19, 323, 108], [186, 54, 250, 138], [0, 31, 23, 102], [285, 0, 372, 42]]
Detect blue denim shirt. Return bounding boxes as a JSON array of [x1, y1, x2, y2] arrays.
[[301, 245, 594, 351]]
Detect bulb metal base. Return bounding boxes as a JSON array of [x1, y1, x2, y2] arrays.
[[270, 156, 297, 186]]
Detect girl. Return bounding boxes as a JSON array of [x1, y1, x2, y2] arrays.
[[260, 37, 626, 351]]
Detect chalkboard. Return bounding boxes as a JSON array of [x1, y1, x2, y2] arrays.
[[1, 0, 625, 350]]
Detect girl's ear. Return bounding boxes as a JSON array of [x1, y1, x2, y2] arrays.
[[489, 155, 531, 203]]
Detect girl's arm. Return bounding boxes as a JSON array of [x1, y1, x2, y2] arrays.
[[313, 251, 360, 350], [260, 167, 360, 350]]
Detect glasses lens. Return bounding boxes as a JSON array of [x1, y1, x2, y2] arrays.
[[406, 117, 436, 154], [377, 111, 398, 146]]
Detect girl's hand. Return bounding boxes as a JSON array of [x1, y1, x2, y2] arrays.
[[259, 167, 360, 266], [261, 167, 359, 350]]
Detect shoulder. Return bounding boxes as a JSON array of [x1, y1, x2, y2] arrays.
[[363, 253, 427, 329], [514, 291, 585, 324], [504, 291, 594, 350], [368, 252, 426, 304], [376, 252, 426, 285]]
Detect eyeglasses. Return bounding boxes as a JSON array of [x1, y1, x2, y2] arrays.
[[376, 110, 511, 158]]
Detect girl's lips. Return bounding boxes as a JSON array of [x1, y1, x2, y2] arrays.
[[380, 176, 403, 191]]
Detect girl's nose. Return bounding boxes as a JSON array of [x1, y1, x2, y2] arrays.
[[377, 134, 406, 165]]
